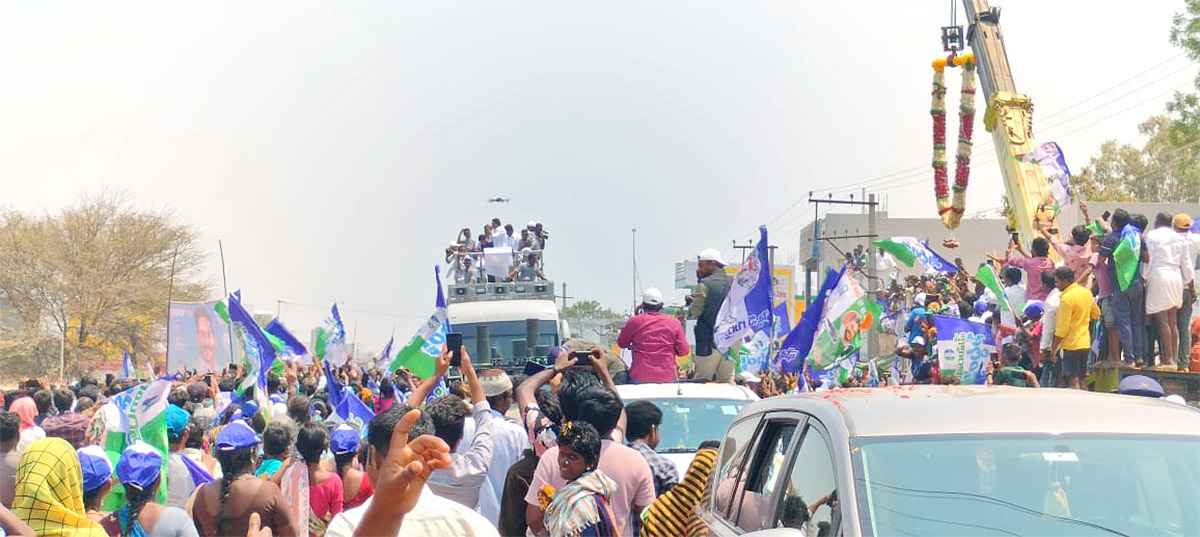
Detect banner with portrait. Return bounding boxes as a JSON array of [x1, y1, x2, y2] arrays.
[[168, 301, 235, 373]]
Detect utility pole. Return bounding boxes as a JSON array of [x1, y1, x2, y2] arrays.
[[631, 228, 638, 310], [807, 194, 880, 360], [867, 193, 878, 364], [731, 240, 778, 273], [557, 282, 574, 309]]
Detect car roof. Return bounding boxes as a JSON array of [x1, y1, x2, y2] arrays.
[[615, 382, 758, 401], [737, 385, 1200, 438]]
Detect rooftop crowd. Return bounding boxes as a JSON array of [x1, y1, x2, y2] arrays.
[[445, 218, 550, 285]]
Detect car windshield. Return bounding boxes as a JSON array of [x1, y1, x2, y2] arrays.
[[854, 434, 1200, 537], [641, 398, 748, 453]]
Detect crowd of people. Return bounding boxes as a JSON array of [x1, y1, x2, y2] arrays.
[[0, 337, 727, 537], [445, 218, 550, 285], [0, 204, 1195, 537]]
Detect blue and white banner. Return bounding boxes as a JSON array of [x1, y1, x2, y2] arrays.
[[334, 386, 376, 432], [227, 291, 276, 402], [714, 226, 774, 373], [932, 315, 994, 385], [264, 318, 310, 364], [1019, 141, 1072, 208], [122, 351, 135, 379], [890, 237, 959, 274], [776, 267, 844, 376]]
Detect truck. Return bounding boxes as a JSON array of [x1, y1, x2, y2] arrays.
[[444, 251, 569, 371]]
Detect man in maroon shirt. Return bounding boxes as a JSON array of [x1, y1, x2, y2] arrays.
[[618, 288, 691, 383]]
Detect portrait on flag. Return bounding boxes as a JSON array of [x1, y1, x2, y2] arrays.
[[168, 301, 234, 373]]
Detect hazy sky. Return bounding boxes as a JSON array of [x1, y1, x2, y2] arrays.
[[1, 1, 1194, 353]]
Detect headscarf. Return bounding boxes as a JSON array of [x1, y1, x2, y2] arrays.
[[12, 437, 108, 537], [640, 447, 718, 537], [11, 397, 37, 431], [543, 469, 619, 537]]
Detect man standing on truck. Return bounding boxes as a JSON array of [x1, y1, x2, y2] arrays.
[[618, 288, 690, 383], [687, 248, 734, 382]]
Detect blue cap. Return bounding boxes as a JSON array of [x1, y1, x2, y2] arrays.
[[217, 420, 260, 451], [974, 299, 988, 315], [116, 442, 163, 491], [77, 445, 113, 493], [1118, 375, 1164, 398], [329, 425, 360, 456], [1023, 300, 1044, 319], [166, 405, 190, 438], [240, 400, 259, 420]]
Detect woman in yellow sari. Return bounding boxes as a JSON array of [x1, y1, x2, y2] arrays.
[[11, 437, 108, 537]]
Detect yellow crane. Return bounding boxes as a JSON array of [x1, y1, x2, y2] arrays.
[[944, 0, 1056, 243]]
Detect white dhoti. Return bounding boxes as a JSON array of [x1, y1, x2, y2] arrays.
[[1145, 267, 1183, 315]]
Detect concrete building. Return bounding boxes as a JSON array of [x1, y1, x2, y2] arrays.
[[797, 212, 1011, 299]]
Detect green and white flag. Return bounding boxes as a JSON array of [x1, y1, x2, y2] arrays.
[[389, 267, 449, 379], [101, 379, 172, 509], [806, 273, 882, 368], [974, 264, 1011, 312]]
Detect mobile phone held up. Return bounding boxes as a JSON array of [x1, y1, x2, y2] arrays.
[[446, 332, 463, 367]]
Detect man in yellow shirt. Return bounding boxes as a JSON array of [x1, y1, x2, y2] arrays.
[[1050, 266, 1101, 390]]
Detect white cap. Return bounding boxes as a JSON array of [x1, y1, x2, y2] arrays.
[[698, 248, 726, 266], [527, 221, 536, 228], [1165, 394, 1187, 405], [642, 288, 663, 306], [738, 370, 761, 383], [911, 336, 927, 347], [914, 292, 927, 307]]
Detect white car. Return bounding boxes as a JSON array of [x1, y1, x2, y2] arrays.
[[616, 382, 759, 476]]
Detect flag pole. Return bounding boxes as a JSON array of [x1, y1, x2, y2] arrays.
[[164, 246, 178, 374], [219, 240, 236, 372]]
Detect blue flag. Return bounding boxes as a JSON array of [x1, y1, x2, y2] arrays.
[[226, 292, 276, 403], [714, 226, 774, 373], [264, 319, 309, 361], [931, 315, 995, 385], [771, 302, 791, 342], [776, 267, 844, 376], [376, 335, 394, 370], [324, 359, 345, 411], [122, 351, 134, 379], [425, 376, 451, 405], [335, 386, 376, 432]]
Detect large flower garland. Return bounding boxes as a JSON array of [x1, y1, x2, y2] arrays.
[[930, 54, 976, 230]]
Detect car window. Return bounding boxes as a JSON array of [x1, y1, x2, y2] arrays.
[[712, 416, 761, 517], [777, 422, 840, 537], [734, 420, 798, 532]]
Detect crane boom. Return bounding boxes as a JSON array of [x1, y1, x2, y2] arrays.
[[962, 0, 1055, 243]]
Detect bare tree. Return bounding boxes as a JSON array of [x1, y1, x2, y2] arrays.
[[0, 193, 209, 378]]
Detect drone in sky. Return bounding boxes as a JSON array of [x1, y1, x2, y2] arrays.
[[487, 197, 510, 203]]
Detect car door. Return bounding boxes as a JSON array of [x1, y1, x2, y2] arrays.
[[773, 419, 843, 536], [703, 412, 805, 536]]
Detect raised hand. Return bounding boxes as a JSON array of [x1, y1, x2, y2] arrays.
[[355, 409, 453, 537]]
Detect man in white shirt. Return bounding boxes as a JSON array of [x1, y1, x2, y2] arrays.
[[1000, 266, 1027, 345], [324, 405, 499, 537], [475, 370, 531, 525], [424, 350, 494, 509]]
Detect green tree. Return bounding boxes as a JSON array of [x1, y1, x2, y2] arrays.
[[561, 300, 626, 342], [1074, 2, 1200, 203], [1075, 116, 1199, 202], [0, 193, 209, 378]]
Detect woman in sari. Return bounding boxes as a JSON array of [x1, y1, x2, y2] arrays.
[[541, 421, 620, 537], [11, 437, 108, 537]]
